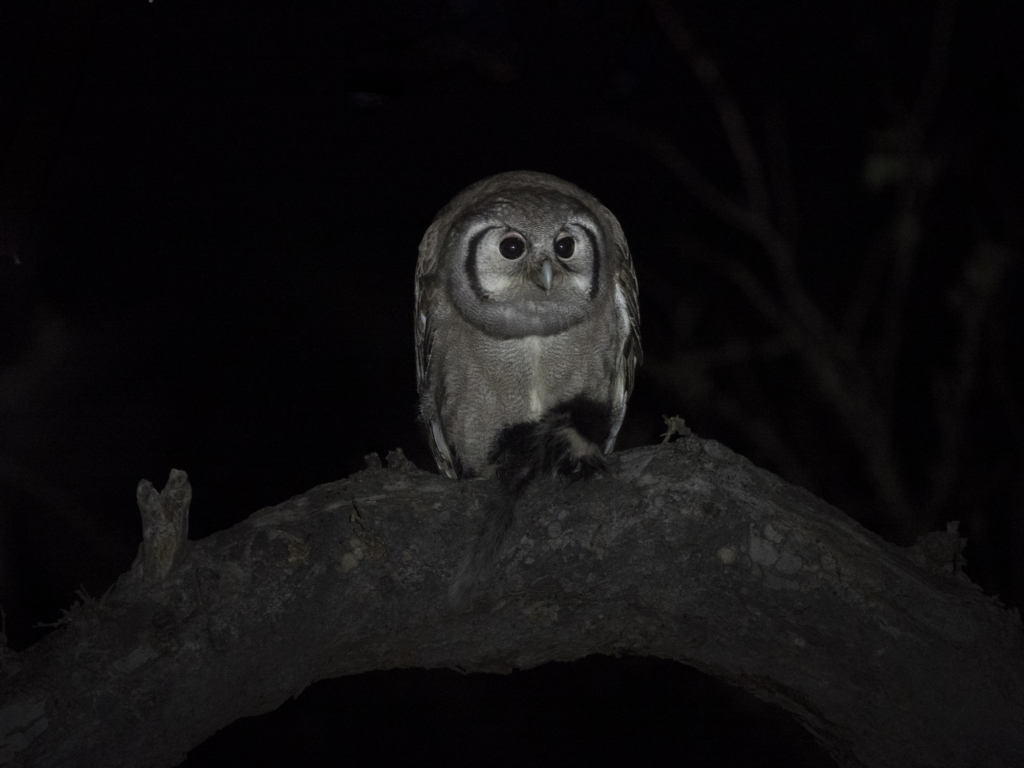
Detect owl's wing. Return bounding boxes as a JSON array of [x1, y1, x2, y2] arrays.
[[606, 224, 642, 452], [615, 240, 642, 399], [413, 226, 439, 396], [415, 219, 458, 479]]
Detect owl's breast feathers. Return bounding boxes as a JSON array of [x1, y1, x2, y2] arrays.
[[425, 318, 624, 480]]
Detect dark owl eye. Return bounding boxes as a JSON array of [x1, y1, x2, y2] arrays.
[[499, 235, 525, 260], [554, 236, 575, 258]]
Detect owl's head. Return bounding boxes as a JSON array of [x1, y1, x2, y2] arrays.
[[419, 171, 628, 339]]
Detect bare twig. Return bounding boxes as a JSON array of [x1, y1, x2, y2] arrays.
[[841, 234, 891, 347], [647, 0, 770, 219], [720, 260, 917, 534], [642, 132, 755, 234], [873, 0, 958, 402], [764, 99, 799, 244], [926, 241, 1015, 521], [874, 168, 924, 403], [913, 0, 959, 133], [647, 144, 918, 530], [640, 3, 987, 538], [648, 0, 841, 348]]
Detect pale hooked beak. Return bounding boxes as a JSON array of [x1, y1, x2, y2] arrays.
[[533, 260, 553, 291]]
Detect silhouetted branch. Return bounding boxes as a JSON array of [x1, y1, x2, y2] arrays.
[[926, 241, 1016, 521], [647, 0, 770, 219], [636, 2, 1008, 539]]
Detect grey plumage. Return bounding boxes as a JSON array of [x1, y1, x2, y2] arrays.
[[414, 170, 641, 600]]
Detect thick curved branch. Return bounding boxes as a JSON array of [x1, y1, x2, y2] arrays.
[[1, 441, 1021, 768]]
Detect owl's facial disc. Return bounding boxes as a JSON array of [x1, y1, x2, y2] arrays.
[[447, 195, 606, 338]]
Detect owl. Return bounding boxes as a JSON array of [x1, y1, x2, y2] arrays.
[[415, 171, 641, 493]]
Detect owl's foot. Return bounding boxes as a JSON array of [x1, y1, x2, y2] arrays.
[[562, 451, 606, 481]]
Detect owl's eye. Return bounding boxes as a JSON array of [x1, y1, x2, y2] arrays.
[[554, 236, 575, 259], [499, 236, 526, 260]]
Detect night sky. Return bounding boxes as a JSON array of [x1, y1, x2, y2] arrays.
[[1, 0, 1021, 764]]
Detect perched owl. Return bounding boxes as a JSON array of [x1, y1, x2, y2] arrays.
[[416, 170, 640, 480], [414, 171, 641, 598]]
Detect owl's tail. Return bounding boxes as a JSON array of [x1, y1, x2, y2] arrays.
[[448, 395, 612, 606]]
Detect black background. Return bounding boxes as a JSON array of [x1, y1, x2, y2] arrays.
[[1, 1, 1021, 765]]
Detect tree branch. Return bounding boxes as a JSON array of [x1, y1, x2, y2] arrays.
[[2, 442, 1021, 768]]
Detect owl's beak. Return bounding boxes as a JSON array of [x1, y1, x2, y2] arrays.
[[532, 260, 553, 291]]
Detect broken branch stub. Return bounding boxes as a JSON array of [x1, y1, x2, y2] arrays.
[[136, 469, 191, 584]]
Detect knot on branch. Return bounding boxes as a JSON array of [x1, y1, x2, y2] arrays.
[[907, 520, 967, 575]]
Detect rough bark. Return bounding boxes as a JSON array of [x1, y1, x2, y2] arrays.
[[1, 438, 1021, 768]]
